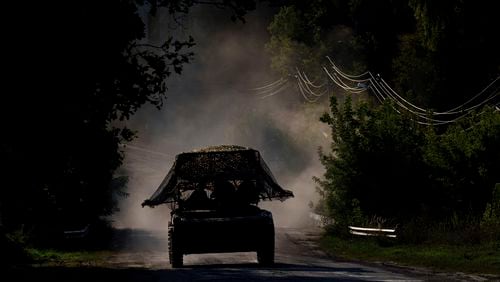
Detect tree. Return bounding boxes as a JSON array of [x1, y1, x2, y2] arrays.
[[0, 0, 259, 242], [423, 107, 500, 217], [267, 0, 499, 109], [317, 96, 500, 229], [316, 96, 430, 225], [267, 0, 500, 231]]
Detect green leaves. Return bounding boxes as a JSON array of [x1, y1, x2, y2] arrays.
[[0, 0, 258, 240], [318, 97, 500, 226], [268, 0, 499, 111]]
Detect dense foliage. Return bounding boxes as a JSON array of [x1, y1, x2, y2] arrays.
[[317, 96, 500, 228], [266, 0, 500, 235], [267, 0, 499, 108], [0, 0, 258, 245]]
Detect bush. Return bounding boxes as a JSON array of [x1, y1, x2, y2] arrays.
[[317, 96, 500, 242], [0, 228, 32, 265], [481, 184, 500, 241]]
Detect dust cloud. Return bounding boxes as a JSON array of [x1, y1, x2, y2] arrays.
[[112, 5, 330, 231]]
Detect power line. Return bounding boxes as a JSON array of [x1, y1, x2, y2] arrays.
[[321, 56, 499, 125], [249, 56, 498, 126], [250, 78, 287, 91]]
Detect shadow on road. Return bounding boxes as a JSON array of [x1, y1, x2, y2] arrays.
[[5, 263, 370, 282], [3, 228, 419, 281], [188, 261, 368, 274]]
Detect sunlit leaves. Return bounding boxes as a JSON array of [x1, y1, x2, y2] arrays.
[[318, 97, 500, 225]]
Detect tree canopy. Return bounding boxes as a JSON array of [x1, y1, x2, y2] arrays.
[[0, 0, 259, 243], [317, 97, 500, 225], [266, 0, 500, 233], [267, 0, 500, 109]]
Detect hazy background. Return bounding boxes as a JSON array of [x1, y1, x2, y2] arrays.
[[112, 4, 330, 230]]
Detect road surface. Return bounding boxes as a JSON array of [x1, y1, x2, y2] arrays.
[[102, 227, 424, 281], [8, 228, 490, 281]]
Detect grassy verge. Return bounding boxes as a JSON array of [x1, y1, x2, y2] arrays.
[[320, 235, 500, 275], [26, 248, 111, 266]]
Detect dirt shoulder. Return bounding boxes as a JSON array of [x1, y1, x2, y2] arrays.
[[318, 234, 500, 281]]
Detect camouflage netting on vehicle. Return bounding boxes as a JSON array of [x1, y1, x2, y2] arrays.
[[141, 145, 294, 207]]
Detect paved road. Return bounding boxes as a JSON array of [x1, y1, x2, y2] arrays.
[[10, 228, 491, 281], [101, 227, 425, 281]]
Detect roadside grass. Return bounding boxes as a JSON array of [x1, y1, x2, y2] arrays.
[[26, 248, 111, 266], [320, 235, 500, 275]]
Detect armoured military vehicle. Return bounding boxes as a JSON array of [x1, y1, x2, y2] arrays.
[[142, 145, 293, 267]]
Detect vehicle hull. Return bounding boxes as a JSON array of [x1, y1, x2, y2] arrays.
[[168, 209, 275, 267]]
